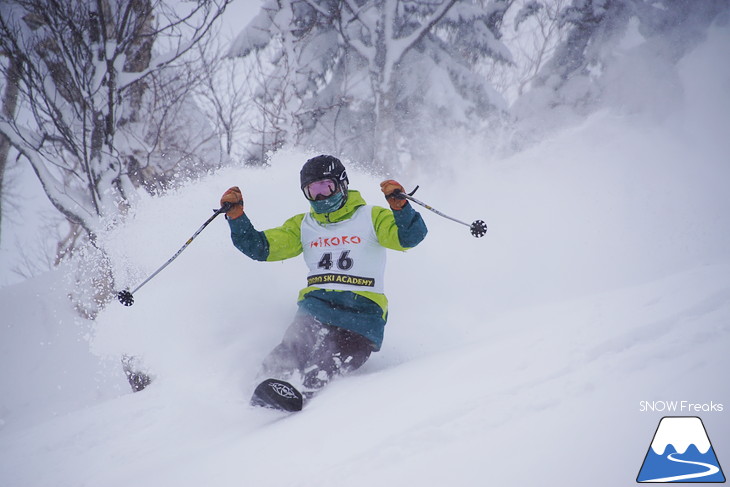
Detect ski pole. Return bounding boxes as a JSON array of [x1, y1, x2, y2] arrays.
[[395, 187, 487, 238], [117, 202, 234, 306]]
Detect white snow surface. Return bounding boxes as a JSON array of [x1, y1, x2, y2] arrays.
[[1, 21, 730, 487]]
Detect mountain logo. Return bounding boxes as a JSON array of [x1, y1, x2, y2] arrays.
[[637, 416, 726, 483]]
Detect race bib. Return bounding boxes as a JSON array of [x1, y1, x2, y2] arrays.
[[301, 206, 386, 293]]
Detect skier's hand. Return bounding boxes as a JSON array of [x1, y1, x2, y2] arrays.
[[220, 186, 244, 219], [380, 180, 407, 210]]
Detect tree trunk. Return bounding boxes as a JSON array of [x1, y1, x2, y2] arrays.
[[371, 4, 398, 175], [0, 55, 22, 243], [373, 86, 398, 175], [120, 0, 154, 125]]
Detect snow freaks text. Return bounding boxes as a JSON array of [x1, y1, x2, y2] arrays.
[[639, 401, 724, 413]]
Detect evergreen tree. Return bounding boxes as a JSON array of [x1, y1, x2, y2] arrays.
[[520, 0, 728, 109]]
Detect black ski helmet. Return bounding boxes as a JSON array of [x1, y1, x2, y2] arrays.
[[300, 155, 348, 195]]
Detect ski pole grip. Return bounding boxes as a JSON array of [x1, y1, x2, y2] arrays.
[[218, 201, 235, 214]]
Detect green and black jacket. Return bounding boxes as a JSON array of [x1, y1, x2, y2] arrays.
[[227, 190, 427, 350]]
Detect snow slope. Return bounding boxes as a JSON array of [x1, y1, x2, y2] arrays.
[[1, 20, 729, 487]]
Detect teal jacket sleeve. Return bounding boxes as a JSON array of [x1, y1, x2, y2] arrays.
[[227, 213, 304, 262], [372, 203, 428, 250], [393, 203, 428, 248], [227, 213, 269, 261]]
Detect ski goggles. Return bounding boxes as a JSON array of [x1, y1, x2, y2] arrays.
[[303, 179, 337, 201]]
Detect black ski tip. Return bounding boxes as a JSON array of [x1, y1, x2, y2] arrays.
[[470, 220, 487, 238], [117, 290, 134, 306], [251, 378, 304, 412]]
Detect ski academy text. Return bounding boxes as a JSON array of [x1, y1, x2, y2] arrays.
[[307, 273, 375, 287]]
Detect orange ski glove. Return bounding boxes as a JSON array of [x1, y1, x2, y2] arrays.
[[380, 180, 407, 210], [220, 186, 244, 219]]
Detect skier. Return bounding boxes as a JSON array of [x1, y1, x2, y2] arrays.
[[220, 155, 427, 410]]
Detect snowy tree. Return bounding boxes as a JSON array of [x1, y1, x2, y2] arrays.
[[517, 0, 729, 111], [0, 0, 230, 315], [229, 0, 513, 173], [0, 0, 230, 242], [510, 0, 569, 97], [191, 32, 254, 162]]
